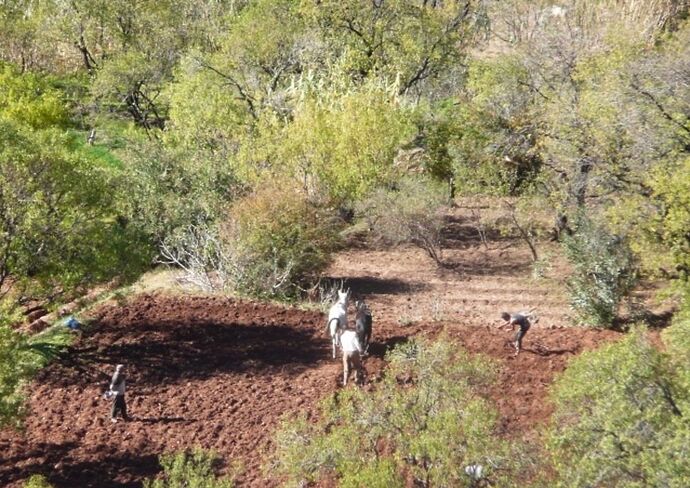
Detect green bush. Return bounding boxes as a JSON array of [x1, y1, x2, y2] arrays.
[[0, 322, 72, 428], [0, 66, 153, 301], [235, 84, 416, 206], [22, 474, 53, 488], [548, 327, 689, 487], [222, 184, 340, 299], [270, 337, 521, 487], [356, 176, 449, 265], [121, 139, 239, 247], [23, 475, 53, 488], [144, 448, 234, 488], [563, 216, 638, 327]]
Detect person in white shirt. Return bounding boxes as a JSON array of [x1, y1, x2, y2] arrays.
[[107, 364, 129, 422], [340, 328, 363, 386]]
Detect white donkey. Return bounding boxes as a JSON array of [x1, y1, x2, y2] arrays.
[[326, 288, 350, 359]]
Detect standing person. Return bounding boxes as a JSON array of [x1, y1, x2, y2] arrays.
[[500, 311, 533, 357], [339, 328, 363, 386], [106, 364, 129, 422]]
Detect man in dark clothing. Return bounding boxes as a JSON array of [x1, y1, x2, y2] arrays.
[[106, 364, 129, 422], [500, 312, 533, 356]]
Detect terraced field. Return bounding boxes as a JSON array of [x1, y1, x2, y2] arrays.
[[0, 205, 629, 487]]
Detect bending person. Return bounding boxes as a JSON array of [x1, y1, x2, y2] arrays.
[[500, 311, 533, 357]]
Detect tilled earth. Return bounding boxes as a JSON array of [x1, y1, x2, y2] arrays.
[[0, 293, 621, 487]]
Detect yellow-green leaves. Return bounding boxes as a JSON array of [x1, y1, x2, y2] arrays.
[[549, 326, 690, 487], [0, 64, 69, 129], [271, 337, 520, 487]]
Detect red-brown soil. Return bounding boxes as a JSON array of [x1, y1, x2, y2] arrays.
[[0, 292, 620, 487], [1, 206, 638, 487]]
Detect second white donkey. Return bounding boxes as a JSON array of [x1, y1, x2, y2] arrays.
[[326, 288, 350, 359]]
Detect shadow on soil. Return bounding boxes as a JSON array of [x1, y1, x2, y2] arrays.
[[135, 416, 187, 425], [368, 334, 413, 359], [321, 276, 427, 296], [524, 346, 580, 356], [612, 309, 675, 331], [440, 258, 532, 277], [40, 321, 330, 389], [48, 452, 159, 488], [0, 441, 160, 488], [441, 214, 509, 250]]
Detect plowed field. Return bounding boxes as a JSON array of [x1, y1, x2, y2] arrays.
[[0, 207, 630, 487]]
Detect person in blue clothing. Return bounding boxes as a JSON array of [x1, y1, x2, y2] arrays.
[[63, 315, 81, 331]]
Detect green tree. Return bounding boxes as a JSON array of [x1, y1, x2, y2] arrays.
[[0, 63, 69, 128], [144, 448, 234, 488], [271, 337, 520, 487], [562, 216, 638, 327], [607, 156, 690, 311], [119, 139, 239, 248], [548, 326, 690, 487], [0, 121, 150, 297], [167, 0, 308, 142], [245, 85, 415, 205], [477, 1, 689, 218], [303, 0, 488, 96], [449, 57, 541, 196], [0, 64, 151, 299]]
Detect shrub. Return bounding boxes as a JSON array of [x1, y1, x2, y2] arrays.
[[23, 475, 53, 488], [662, 308, 690, 402], [562, 216, 638, 327], [221, 184, 340, 299], [158, 224, 229, 293], [0, 322, 72, 428], [121, 140, 239, 248], [270, 337, 521, 487], [548, 327, 689, 487], [357, 176, 449, 265], [144, 448, 234, 488]]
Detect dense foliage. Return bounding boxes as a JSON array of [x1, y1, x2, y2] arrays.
[[271, 337, 521, 487], [548, 323, 690, 486], [0, 64, 152, 299], [143, 448, 234, 488], [563, 216, 638, 326], [2, 1, 690, 483], [2, 0, 689, 309]]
